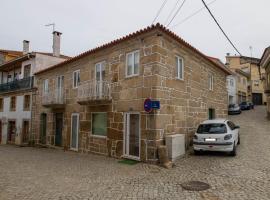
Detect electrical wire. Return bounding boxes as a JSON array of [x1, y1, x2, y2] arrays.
[[201, 0, 242, 55], [164, 0, 182, 25], [167, 0, 187, 27], [152, 0, 169, 24], [171, 0, 218, 28]]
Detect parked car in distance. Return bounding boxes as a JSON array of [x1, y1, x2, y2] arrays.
[[248, 102, 254, 109], [193, 119, 240, 156], [228, 104, 241, 115], [239, 102, 251, 110]]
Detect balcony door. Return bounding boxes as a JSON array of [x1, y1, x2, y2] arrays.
[[124, 113, 140, 160], [95, 62, 105, 98], [56, 76, 64, 103]]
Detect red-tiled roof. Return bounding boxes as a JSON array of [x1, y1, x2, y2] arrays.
[[207, 56, 234, 75], [35, 23, 232, 75]]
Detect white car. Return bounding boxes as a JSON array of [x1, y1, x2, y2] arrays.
[[193, 119, 240, 156]]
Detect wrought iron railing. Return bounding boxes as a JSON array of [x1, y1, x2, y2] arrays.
[[42, 88, 65, 105], [77, 80, 111, 100], [0, 76, 34, 93]]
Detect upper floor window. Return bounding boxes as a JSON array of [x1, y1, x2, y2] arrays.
[[126, 50, 139, 77], [230, 79, 234, 86], [0, 98, 3, 112], [24, 95, 31, 111], [24, 64, 31, 78], [208, 74, 214, 91], [10, 96, 16, 111], [43, 79, 49, 94], [73, 70, 80, 88], [175, 56, 184, 80]]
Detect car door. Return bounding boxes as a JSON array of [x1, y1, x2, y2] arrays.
[[227, 121, 238, 144]]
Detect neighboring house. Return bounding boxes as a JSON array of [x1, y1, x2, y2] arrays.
[[259, 46, 270, 118], [234, 69, 249, 103], [0, 31, 69, 145], [0, 49, 23, 64], [226, 55, 266, 105], [32, 24, 231, 163]]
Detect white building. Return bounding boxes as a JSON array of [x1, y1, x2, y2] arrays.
[[227, 74, 237, 104], [0, 32, 69, 145]]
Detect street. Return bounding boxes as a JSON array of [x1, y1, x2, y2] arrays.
[[0, 106, 269, 200]]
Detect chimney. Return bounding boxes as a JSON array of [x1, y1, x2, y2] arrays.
[[23, 40, 30, 55], [52, 31, 62, 57]]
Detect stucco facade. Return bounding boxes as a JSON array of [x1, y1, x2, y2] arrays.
[[32, 24, 230, 162]]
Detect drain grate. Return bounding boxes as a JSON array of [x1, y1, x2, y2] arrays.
[[181, 181, 210, 191]]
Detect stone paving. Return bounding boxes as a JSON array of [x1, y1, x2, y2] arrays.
[[0, 106, 270, 200]]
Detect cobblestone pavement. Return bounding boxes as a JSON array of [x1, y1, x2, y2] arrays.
[[0, 106, 270, 200]]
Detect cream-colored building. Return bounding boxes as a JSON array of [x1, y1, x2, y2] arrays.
[[32, 24, 231, 163], [259, 46, 270, 118], [226, 55, 266, 105]]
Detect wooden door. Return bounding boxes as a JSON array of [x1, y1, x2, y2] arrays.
[[22, 120, 29, 144], [55, 113, 63, 147]]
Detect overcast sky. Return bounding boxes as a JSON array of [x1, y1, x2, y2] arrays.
[[0, 0, 269, 61]]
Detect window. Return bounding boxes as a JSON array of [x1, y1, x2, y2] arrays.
[[10, 96, 16, 111], [208, 74, 214, 90], [126, 50, 139, 77], [24, 95, 31, 110], [175, 56, 184, 80], [197, 123, 227, 134], [208, 108, 215, 119], [230, 79, 234, 86], [0, 98, 3, 111], [253, 80, 259, 87], [43, 79, 49, 94], [24, 64, 31, 78], [92, 113, 107, 137], [73, 70, 80, 88]]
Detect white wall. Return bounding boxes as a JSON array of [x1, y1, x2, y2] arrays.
[[0, 95, 31, 144]]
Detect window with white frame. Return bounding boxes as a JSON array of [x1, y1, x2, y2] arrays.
[[73, 70, 80, 88], [43, 79, 49, 94], [92, 113, 107, 137], [175, 56, 184, 80], [126, 50, 139, 77], [208, 74, 214, 90], [230, 79, 234, 86]]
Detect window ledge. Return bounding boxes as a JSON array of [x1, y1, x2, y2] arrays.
[[125, 74, 139, 79], [90, 135, 107, 139]]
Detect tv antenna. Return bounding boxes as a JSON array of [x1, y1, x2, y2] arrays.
[[45, 23, 55, 32]]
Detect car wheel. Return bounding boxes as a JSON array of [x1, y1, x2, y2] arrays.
[[237, 136, 240, 145], [194, 150, 201, 155], [230, 142, 237, 156]]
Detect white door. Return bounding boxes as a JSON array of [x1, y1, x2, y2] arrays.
[[70, 113, 79, 150], [95, 62, 105, 98], [56, 75, 64, 102], [124, 113, 140, 160]]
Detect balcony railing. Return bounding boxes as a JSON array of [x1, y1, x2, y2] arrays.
[[77, 80, 111, 104], [42, 88, 66, 108], [0, 76, 34, 93]]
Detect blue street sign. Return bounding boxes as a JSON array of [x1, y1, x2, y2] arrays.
[[151, 101, 160, 109], [144, 99, 160, 112]]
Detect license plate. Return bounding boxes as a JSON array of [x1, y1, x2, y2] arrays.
[[205, 138, 216, 142]]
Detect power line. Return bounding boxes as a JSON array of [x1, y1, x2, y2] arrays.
[[167, 0, 187, 27], [201, 0, 242, 55], [152, 0, 169, 24], [171, 0, 218, 28], [164, 0, 182, 25]]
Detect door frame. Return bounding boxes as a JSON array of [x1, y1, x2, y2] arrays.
[[54, 113, 63, 147], [95, 61, 105, 98], [70, 113, 79, 151], [123, 112, 141, 161]]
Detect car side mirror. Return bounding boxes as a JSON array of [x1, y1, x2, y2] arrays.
[[234, 125, 240, 129]]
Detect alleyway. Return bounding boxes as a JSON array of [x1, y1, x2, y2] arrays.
[[0, 106, 269, 200]]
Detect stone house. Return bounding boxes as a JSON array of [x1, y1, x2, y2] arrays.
[[32, 24, 230, 162], [259, 46, 270, 118], [226, 55, 266, 105], [0, 32, 69, 145]]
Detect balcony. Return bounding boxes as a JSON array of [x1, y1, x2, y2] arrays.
[[42, 89, 66, 108], [0, 76, 34, 94], [77, 80, 111, 105]]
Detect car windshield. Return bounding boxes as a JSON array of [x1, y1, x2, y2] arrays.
[[197, 123, 227, 134], [241, 102, 247, 105]]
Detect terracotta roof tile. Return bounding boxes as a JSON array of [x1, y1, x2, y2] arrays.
[[35, 23, 232, 75]]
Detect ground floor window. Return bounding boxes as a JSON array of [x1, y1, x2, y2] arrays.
[[208, 108, 215, 120], [92, 113, 107, 137]]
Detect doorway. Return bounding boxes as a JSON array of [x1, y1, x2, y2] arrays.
[[22, 120, 30, 144], [40, 113, 47, 144], [208, 108, 216, 120], [8, 121, 16, 144], [70, 113, 79, 150], [95, 62, 105, 98], [124, 113, 140, 160], [55, 113, 63, 147], [252, 93, 263, 105]]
